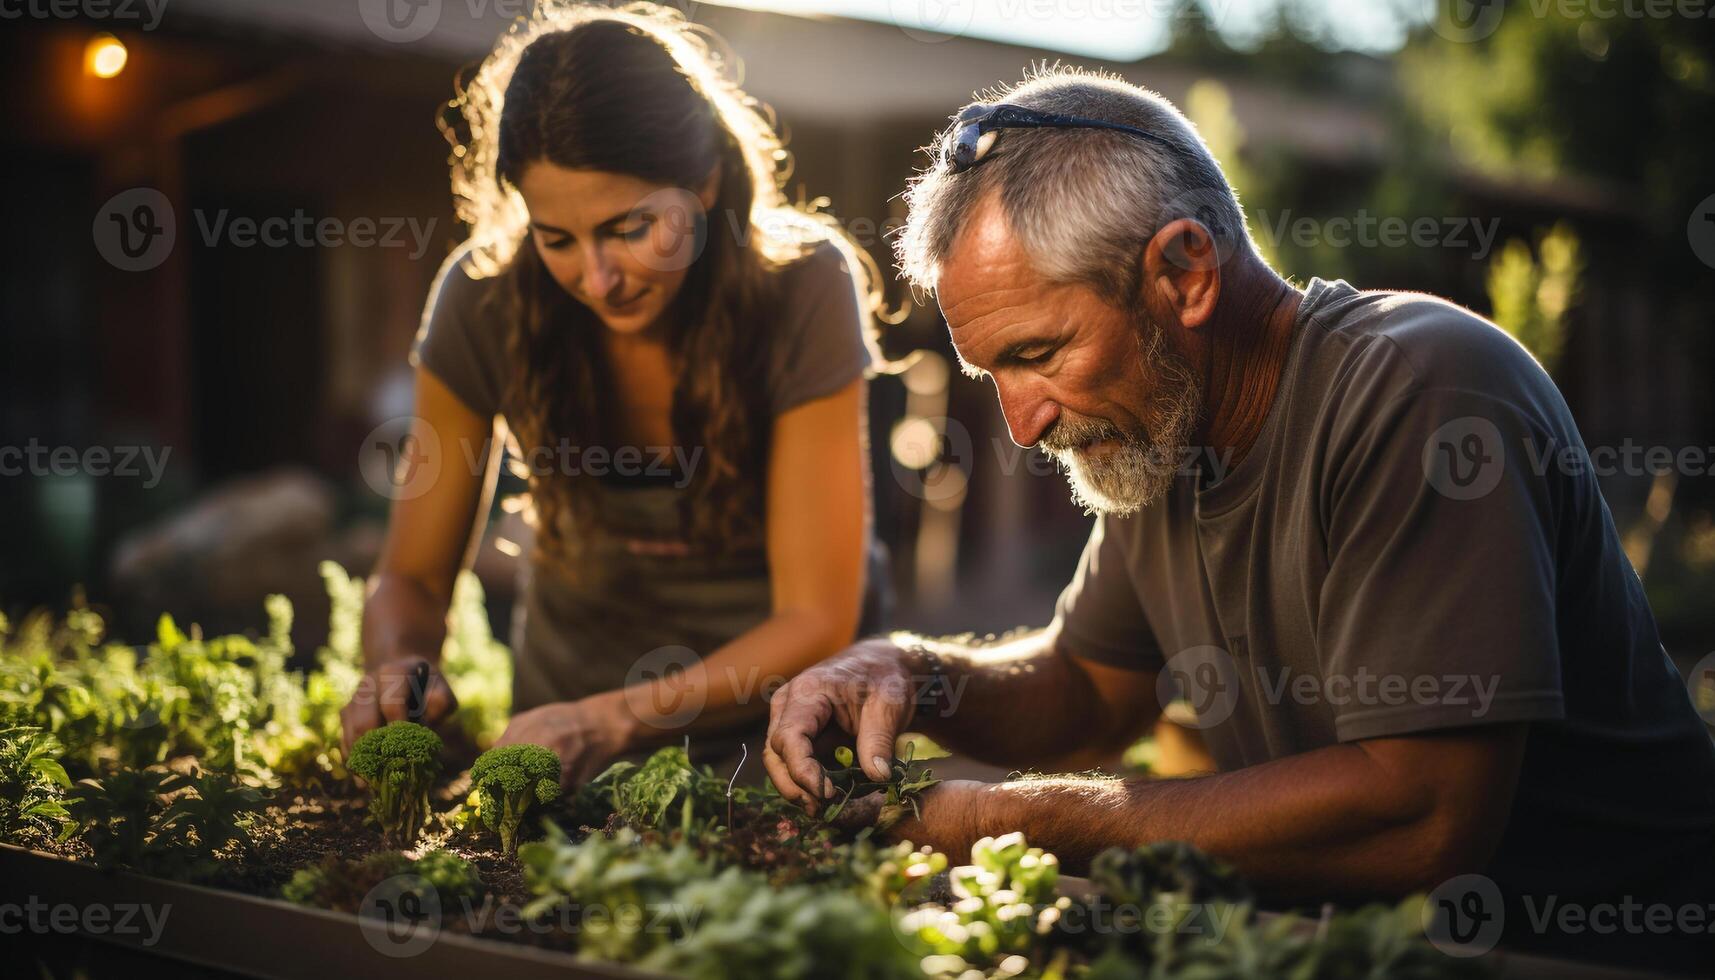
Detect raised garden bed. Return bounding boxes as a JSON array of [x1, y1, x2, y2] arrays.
[[0, 568, 1684, 979]]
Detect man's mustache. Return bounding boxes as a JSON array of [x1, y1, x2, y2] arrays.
[[1041, 412, 1131, 453]]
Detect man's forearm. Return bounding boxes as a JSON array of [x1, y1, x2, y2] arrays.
[[894, 630, 1135, 769], [937, 732, 1517, 903]]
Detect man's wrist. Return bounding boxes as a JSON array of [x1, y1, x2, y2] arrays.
[[889, 632, 955, 723]]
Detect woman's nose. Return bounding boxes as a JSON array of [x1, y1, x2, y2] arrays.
[[580, 243, 621, 299]]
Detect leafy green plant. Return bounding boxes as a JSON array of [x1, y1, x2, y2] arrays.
[[440, 571, 512, 748], [347, 721, 443, 846], [70, 767, 187, 871], [901, 832, 1071, 974], [520, 825, 921, 978], [162, 770, 266, 860], [469, 744, 560, 854], [70, 765, 264, 876], [282, 849, 482, 913], [821, 742, 940, 830], [0, 724, 74, 844]]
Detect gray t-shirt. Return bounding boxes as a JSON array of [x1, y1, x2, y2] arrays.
[[1054, 277, 1714, 963], [410, 239, 875, 715]]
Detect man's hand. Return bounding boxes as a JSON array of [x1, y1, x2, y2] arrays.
[[495, 691, 637, 787], [764, 637, 917, 813], [340, 656, 458, 755]]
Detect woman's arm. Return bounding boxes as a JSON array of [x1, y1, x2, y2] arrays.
[[340, 366, 498, 752]]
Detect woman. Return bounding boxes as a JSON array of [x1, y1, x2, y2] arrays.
[[339, 2, 888, 786]]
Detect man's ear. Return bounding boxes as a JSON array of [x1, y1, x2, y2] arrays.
[[1140, 218, 1221, 331]]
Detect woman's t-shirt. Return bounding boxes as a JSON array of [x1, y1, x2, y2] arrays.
[[409, 238, 875, 713], [414, 238, 872, 433]]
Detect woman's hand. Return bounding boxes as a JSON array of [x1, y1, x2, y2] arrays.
[[495, 691, 639, 787], [340, 656, 459, 756]]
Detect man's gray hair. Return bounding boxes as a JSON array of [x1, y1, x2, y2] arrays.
[[895, 67, 1254, 304]]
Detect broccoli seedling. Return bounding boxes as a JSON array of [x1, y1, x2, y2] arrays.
[[469, 744, 560, 854], [348, 721, 442, 846]]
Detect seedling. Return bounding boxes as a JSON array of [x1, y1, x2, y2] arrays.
[[820, 742, 940, 830], [347, 721, 442, 846], [469, 744, 561, 853]]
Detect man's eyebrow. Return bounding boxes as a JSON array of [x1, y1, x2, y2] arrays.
[[952, 348, 989, 381]]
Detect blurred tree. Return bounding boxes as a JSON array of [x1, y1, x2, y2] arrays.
[[1486, 222, 1583, 372]]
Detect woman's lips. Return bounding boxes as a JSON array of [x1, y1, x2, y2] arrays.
[[601, 288, 648, 313]]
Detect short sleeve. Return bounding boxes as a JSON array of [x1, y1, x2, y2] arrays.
[[410, 243, 509, 419], [1049, 515, 1163, 671], [768, 242, 873, 416], [1319, 382, 1566, 742]]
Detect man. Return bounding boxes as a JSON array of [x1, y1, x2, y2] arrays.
[[763, 69, 1715, 969]]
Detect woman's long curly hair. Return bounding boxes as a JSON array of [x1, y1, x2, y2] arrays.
[[441, 2, 888, 563]]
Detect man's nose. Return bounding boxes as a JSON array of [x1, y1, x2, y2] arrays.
[[996, 381, 1059, 448]]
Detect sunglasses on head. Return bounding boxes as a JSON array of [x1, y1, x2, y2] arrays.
[[946, 102, 1176, 174]]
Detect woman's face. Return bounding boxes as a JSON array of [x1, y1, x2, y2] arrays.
[[517, 162, 718, 335]]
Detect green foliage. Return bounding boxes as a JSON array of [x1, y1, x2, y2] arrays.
[[901, 832, 1068, 972], [470, 743, 560, 853], [0, 724, 74, 844], [71, 766, 262, 877], [821, 741, 940, 831], [440, 571, 513, 748], [614, 745, 698, 828], [347, 721, 443, 846], [0, 584, 358, 788], [1089, 840, 1253, 908], [1486, 222, 1583, 373], [282, 848, 482, 912], [520, 825, 921, 979]]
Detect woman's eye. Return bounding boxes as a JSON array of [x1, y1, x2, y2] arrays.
[[540, 235, 572, 251], [614, 218, 654, 240]]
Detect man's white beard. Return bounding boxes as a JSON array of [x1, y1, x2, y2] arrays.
[[1043, 317, 1204, 517]]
